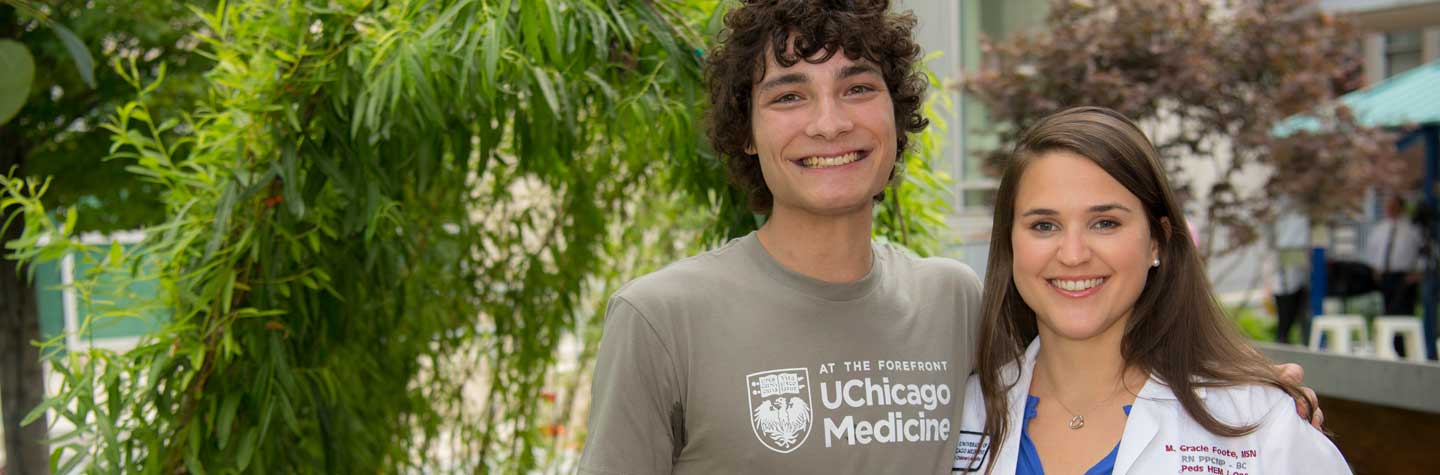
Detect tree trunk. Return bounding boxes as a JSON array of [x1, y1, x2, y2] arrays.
[[1, 120, 51, 473]]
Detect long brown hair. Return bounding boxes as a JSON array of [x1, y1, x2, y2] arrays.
[[976, 107, 1314, 471]]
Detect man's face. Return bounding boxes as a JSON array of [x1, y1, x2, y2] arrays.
[[747, 47, 897, 217]]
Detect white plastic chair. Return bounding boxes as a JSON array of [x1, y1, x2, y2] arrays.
[[1309, 314, 1369, 355], [1372, 316, 1425, 362]]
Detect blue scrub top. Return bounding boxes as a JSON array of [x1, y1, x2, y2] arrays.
[[1017, 395, 1132, 475]]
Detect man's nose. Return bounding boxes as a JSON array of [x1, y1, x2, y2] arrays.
[[805, 96, 854, 140]]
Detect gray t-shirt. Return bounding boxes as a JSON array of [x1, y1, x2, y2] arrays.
[[579, 233, 982, 474]]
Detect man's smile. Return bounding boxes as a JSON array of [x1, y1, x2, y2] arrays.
[[794, 149, 871, 169]]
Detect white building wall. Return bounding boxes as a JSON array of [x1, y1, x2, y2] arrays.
[[900, 0, 995, 273]]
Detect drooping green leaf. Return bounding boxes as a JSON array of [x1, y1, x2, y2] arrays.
[[0, 40, 34, 125], [19, 392, 61, 426], [49, 22, 96, 88]]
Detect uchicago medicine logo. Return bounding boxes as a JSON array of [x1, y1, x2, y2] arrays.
[[746, 368, 813, 453]]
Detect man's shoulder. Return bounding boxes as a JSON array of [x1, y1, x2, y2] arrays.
[[881, 244, 983, 292], [613, 238, 752, 308]]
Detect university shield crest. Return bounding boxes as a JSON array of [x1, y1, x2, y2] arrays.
[[745, 367, 813, 453]]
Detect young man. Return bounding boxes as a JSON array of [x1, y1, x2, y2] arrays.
[[578, 1, 1319, 473], [578, 1, 983, 473]]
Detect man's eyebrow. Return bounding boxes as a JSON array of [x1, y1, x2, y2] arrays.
[[838, 63, 881, 80], [756, 72, 809, 95]]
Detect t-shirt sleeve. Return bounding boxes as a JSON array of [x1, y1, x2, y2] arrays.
[[578, 295, 681, 475], [1256, 396, 1353, 474]]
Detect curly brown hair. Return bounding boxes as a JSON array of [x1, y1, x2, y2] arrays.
[[705, 0, 930, 214]]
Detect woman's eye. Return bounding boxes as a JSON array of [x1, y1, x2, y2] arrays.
[[1031, 222, 1058, 233], [1093, 219, 1120, 230]]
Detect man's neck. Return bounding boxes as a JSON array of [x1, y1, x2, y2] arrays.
[[756, 204, 875, 283]]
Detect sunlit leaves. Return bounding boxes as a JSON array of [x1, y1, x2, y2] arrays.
[[2, 0, 954, 472]]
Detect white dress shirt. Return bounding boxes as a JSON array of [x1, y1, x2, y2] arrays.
[[1365, 218, 1423, 273]]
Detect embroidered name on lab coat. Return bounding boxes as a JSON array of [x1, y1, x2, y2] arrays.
[[1170, 444, 1259, 475]]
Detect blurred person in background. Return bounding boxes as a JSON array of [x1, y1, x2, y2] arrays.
[[1367, 194, 1423, 358], [1268, 247, 1311, 345], [1265, 209, 1311, 345], [1367, 194, 1423, 317]]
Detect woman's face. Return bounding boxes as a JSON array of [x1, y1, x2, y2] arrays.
[[1010, 151, 1159, 343]]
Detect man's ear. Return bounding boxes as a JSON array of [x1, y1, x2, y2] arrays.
[[745, 141, 756, 156]]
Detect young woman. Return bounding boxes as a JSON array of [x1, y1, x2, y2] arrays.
[[955, 107, 1350, 474]]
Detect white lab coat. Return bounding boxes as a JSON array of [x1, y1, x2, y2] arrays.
[[953, 340, 1352, 474]]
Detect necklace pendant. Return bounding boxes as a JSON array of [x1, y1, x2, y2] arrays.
[[1068, 415, 1085, 430]]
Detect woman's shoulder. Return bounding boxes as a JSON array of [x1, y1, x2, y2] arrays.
[[960, 356, 1026, 410], [1190, 383, 1349, 472], [1203, 382, 1294, 404], [1137, 377, 1304, 431], [1198, 382, 1299, 422]]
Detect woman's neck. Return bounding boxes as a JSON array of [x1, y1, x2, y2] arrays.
[[1033, 327, 1147, 405]]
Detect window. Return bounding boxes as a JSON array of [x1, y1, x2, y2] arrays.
[[955, 0, 1048, 212], [1385, 30, 1423, 78]]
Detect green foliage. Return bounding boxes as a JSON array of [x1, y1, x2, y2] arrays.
[[2, 0, 98, 87], [1228, 305, 1277, 343], [5, 0, 213, 232], [0, 39, 33, 124], [874, 50, 954, 257], [1, 0, 954, 472]]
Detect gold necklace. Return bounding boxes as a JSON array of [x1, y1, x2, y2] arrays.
[[1039, 366, 1126, 430]]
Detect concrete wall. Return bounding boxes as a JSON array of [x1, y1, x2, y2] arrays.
[[1259, 343, 1440, 413]]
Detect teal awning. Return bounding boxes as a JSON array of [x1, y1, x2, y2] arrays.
[[1273, 59, 1440, 136]]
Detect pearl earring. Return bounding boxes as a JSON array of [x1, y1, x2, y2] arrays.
[[1152, 258, 1160, 268]]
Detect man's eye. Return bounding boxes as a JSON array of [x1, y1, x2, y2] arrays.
[[847, 84, 875, 95], [772, 93, 801, 104]]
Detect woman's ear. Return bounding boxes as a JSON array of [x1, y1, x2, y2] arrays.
[[1153, 216, 1173, 262]]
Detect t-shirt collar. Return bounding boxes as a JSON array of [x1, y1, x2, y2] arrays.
[[740, 231, 884, 302]]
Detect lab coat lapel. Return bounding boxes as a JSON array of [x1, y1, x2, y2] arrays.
[[992, 339, 1042, 475], [1113, 383, 1159, 475], [1114, 377, 1206, 474]]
